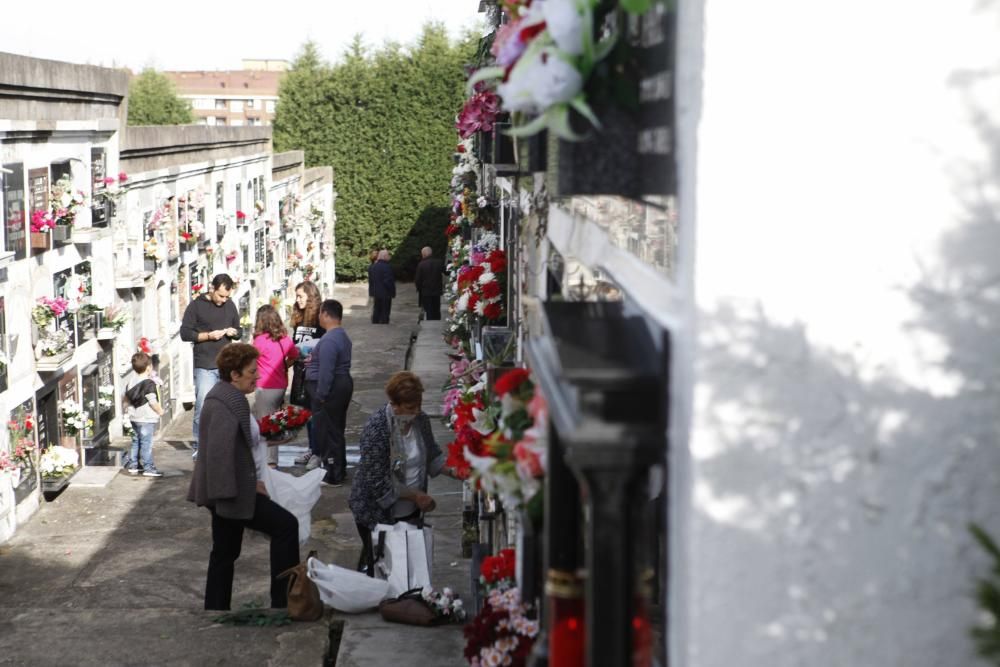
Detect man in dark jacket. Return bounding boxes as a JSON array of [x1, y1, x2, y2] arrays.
[[413, 246, 444, 321], [370, 249, 396, 324], [180, 273, 242, 458]]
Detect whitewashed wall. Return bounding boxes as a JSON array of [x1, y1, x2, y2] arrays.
[[674, 1, 1000, 665]]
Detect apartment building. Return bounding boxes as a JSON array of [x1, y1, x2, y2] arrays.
[[164, 59, 288, 128]]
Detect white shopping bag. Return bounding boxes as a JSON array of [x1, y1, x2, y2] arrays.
[[372, 522, 434, 597], [307, 556, 390, 613], [406, 524, 433, 591]]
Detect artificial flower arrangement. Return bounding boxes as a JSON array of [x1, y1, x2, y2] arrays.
[[225, 249, 238, 264], [7, 411, 37, 479], [191, 283, 205, 296], [236, 210, 247, 224], [50, 175, 88, 226], [287, 252, 302, 271], [98, 384, 115, 411], [468, 0, 658, 140], [0, 450, 17, 475], [446, 367, 548, 514], [38, 444, 78, 479], [420, 586, 468, 624], [457, 88, 501, 139], [454, 233, 507, 323], [143, 237, 165, 261], [480, 548, 517, 592], [463, 583, 538, 667], [30, 209, 56, 233], [258, 405, 312, 441], [179, 231, 195, 244], [32, 296, 70, 328], [37, 328, 72, 357], [102, 303, 130, 332], [60, 400, 93, 437], [94, 172, 130, 211]]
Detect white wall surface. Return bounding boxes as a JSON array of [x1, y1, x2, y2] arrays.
[[676, 1, 1000, 665]]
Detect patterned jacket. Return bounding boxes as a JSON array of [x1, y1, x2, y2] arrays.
[[349, 404, 445, 529]]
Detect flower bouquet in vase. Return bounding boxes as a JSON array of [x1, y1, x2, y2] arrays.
[[38, 444, 79, 479], [258, 405, 311, 443]]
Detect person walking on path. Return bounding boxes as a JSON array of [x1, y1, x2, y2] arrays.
[[187, 343, 300, 611], [414, 246, 444, 321], [122, 352, 164, 477], [370, 249, 396, 324], [306, 299, 353, 486], [289, 281, 325, 469], [366, 249, 378, 309], [180, 273, 242, 459], [252, 305, 300, 468]]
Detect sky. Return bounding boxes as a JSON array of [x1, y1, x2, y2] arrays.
[[0, 0, 486, 71]]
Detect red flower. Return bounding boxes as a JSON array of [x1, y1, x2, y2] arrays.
[[118, 172, 128, 183], [456, 144, 466, 153], [445, 224, 460, 237], [480, 281, 501, 299], [236, 210, 246, 220], [467, 293, 480, 312], [483, 302, 503, 321], [446, 439, 471, 479], [494, 368, 531, 397], [486, 249, 507, 274]]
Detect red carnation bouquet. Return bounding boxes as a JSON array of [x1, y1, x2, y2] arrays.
[[258, 405, 311, 441]]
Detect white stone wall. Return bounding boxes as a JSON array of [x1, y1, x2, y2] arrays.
[[674, 1, 1000, 665]]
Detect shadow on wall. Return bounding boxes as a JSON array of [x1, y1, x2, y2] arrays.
[[689, 64, 1000, 667]]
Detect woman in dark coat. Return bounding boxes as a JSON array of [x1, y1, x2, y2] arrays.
[[187, 343, 300, 610], [349, 371, 452, 573]]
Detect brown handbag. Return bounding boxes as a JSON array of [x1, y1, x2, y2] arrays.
[[378, 588, 442, 626], [277, 550, 324, 622]]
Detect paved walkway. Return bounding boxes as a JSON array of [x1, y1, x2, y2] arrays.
[[0, 283, 469, 666]]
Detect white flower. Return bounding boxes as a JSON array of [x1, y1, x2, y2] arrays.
[[540, 0, 585, 55], [478, 271, 496, 286], [499, 47, 583, 113], [457, 292, 470, 313], [474, 299, 487, 316]]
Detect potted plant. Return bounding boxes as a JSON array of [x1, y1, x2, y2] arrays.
[[30, 210, 55, 249]]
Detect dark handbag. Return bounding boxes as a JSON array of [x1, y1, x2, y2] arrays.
[[378, 588, 442, 626], [277, 550, 323, 622], [289, 362, 309, 407]]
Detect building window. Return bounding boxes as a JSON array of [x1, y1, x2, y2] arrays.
[[215, 182, 224, 210], [246, 99, 256, 110], [235, 183, 241, 212], [193, 98, 213, 110], [266, 100, 276, 113], [215, 99, 226, 110], [247, 118, 258, 127], [3, 163, 26, 260], [230, 100, 244, 113]]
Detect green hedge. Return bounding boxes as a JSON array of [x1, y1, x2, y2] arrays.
[[274, 27, 475, 281]]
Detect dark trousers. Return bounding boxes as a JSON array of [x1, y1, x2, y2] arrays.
[[372, 297, 392, 324], [204, 494, 300, 611], [308, 375, 353, 483], [420, 293, 441, 321]]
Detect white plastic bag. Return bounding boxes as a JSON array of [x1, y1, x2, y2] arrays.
[[307, 556, 390, 613], [372, 522, 434, 597]]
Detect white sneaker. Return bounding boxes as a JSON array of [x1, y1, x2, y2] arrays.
[[305, 455, 322, 471]]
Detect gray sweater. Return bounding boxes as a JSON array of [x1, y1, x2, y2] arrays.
[[186, 381, 257, 520]]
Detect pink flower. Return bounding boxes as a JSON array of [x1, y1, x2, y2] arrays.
[[118, 172, 128, 183], [456, 90, 501, 139], [102, 176, 115, 186], [491, 16, 536, 68]]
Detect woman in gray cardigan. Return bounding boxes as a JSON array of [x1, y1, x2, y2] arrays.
[[349, 371, 454, 574], [187, 343, 299, 610]]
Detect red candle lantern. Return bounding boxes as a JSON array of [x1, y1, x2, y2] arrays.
[[547, 569, 585, 667]]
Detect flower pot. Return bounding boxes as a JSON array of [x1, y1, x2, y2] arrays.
[[143, 258, 157, 273], [52, 225, 72, 242], [30, 232, 50, 250]]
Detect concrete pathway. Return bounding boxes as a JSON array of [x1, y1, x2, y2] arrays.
[[0, 284, 469, 666]]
